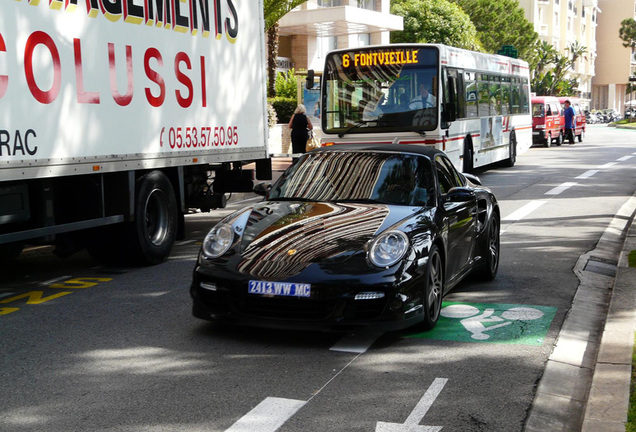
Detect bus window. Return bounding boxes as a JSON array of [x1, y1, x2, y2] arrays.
[[490, 79, 502, 115], [465, 72, 478, 118], [511, 79, 521, 114], [501, 78, 511, 116], [521, 80, 530, 114], [478, 76, 490, 116]]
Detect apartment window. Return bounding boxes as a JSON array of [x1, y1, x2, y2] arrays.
[[358, 0, 376, 10], [317, 0, 342, 6], [317, 36, 337, 59], [358, 33, 371, 46]]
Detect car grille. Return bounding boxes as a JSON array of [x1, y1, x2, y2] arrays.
[[197, 279, 390, 322]]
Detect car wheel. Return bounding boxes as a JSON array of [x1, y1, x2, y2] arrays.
[[476, 215, 500, 280], [421, 245, 443, 330]]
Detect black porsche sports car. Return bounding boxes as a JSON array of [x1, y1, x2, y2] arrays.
[[190, 144, 500, 331]]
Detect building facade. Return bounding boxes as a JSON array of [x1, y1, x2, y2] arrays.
[[592, 0, 636, 111], [519, 0, 599, 109], [276, 0, 403, 73]]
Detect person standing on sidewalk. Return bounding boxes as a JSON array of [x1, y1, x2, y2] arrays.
[[563, 100, 576, 145], [289, 104, 313, 159]]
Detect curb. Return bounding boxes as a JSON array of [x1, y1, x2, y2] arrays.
[[525, 194, 636, 431], [581, 217, 636, 431]]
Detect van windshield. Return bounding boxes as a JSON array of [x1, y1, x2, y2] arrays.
[[532, 104, 544, 118]]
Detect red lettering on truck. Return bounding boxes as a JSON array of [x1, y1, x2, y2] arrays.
[[109, 43, 134, 106], [175, 52, 193, 108], [0, 33, 6, 100], [74, 38, 100, 104], [144, 47, 166, 107], [24, 31, 62, 104]]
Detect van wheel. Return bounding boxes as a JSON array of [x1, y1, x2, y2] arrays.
[[555, 131, 563, 146], [544, 134, 551, 148], [578, 131, 584, 142]]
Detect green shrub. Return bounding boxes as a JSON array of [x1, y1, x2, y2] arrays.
[[275, 68, 298, 98], [269, 97, 297, 124]]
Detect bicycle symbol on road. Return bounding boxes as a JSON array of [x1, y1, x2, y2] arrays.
[[441, 304, 545, 340], [408, 302, 557, 345]]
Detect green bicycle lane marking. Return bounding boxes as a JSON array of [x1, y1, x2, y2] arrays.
[[405, 302, 557, 346]]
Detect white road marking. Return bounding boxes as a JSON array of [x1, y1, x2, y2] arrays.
[[501, 200, 547, 222], [0, 292, 15, 299], [330, 332, 381, 353], [617, 155, 633, 162], [375, 378, 448, 432], [576, 170, 599, 179], [545, 182, 577, 196], [175, 239, 197, 246], [39, 276, 71, 286], [599, 162, 617, 169], [225, 397, 306, 432]]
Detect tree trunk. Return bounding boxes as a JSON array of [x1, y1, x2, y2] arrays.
[[267, 23, 279, 98]]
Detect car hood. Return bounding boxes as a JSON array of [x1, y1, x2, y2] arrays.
[[227, 200, 431, 280]]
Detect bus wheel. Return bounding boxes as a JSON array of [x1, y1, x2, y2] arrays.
[[502, 133, 517, 167], [127, 170, 178, 265], [463, 141, 474, 173]]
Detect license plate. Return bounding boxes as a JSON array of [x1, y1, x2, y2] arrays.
[[248, 280, 311, 298]]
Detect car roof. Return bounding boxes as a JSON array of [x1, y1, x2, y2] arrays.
[[312, 143, 444, 159]]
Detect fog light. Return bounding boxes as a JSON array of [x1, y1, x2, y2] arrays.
[[200, 282, 218, 291], [355, 292, 385, 301], [389, 294, 408, 312]]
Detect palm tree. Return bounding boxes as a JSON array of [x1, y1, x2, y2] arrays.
[[264, 0, 308, 97]]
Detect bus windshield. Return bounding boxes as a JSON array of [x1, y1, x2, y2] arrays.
[[322, 46, 440, 135]]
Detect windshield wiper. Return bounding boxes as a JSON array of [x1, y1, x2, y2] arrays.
[[338, 120, 374, 138]]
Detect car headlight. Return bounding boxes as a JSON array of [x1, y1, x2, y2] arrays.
[[368, 230, 409, 268], [202, 223, 234, 259]]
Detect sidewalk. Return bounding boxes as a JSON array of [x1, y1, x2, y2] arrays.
[[525, 194, 636, 431]]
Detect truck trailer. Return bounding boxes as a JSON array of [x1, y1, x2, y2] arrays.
[[0, 0, 271, 265]]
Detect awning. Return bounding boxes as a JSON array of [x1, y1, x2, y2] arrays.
[[278, 6, 403, 37]]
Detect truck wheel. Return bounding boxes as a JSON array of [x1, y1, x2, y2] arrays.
[[0, 242, 24, 264], [128, 171, 178, 265]]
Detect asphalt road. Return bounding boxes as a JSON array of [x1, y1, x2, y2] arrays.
[[1, 124, 635, 432]]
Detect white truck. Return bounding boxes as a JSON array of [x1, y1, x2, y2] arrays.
[[0, 0, 271, 265]]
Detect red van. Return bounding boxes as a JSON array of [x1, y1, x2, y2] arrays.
[[557, 97, 586, 143], [532, 96, 563, 147]]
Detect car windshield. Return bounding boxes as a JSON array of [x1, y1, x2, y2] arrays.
[[269, 151, 435, 206]]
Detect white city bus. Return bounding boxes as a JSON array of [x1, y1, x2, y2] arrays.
[[319, 44, 532, 172]]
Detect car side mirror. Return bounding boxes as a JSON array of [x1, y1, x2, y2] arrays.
[[463, 173, 481, 185], [444, 187, 475, 203], [253, 182, 271, 197]]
